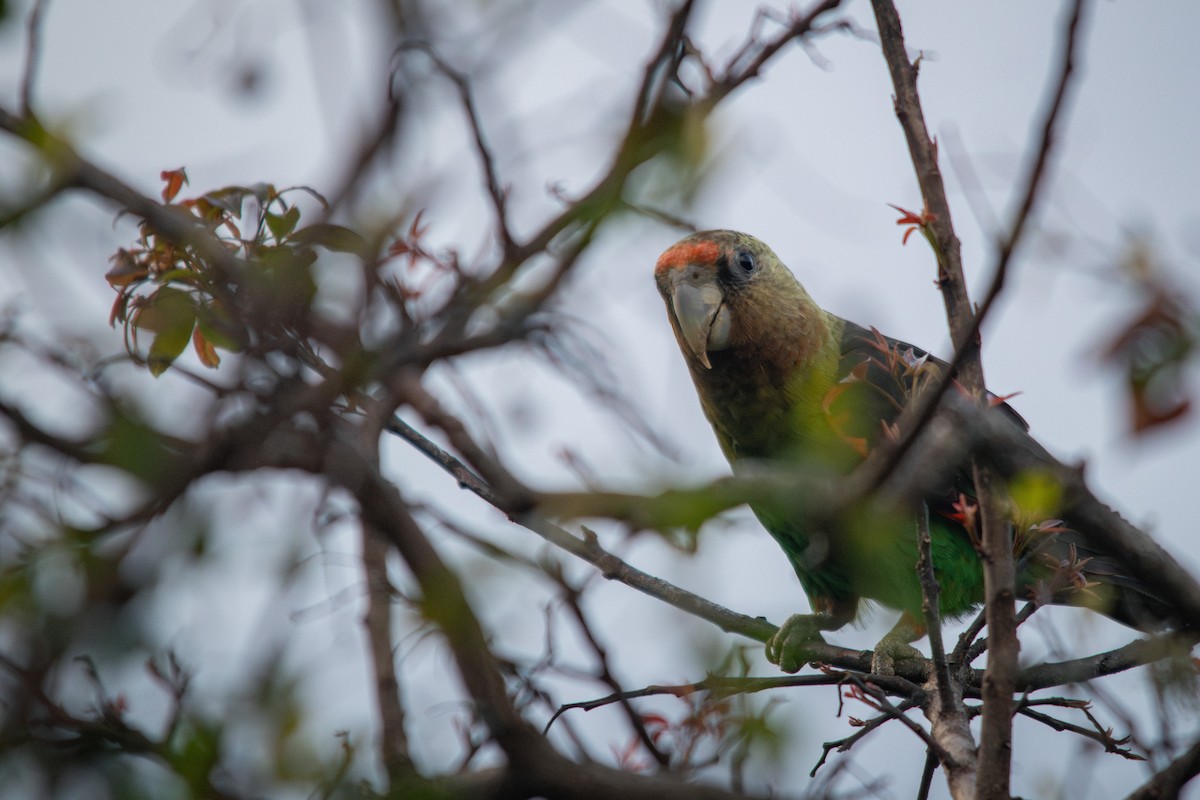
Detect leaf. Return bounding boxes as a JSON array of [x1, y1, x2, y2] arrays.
[[168, 720, 222, 796], [248, 182, 276, 206], [1009, 469, 1063, 523], [265, 205, 301, 241], [195, 303, 243, 352], [108, 292, 130, 327], [191, 327, 220, 368], [243, 246, 318, 323], [105, 249, 147, 288], [200, 186, 252, 217], [94, 408, 180, 486], [1101, 290, 1196, 434], [132, 287, 196, 376], [131, 286, 191, 332], [160, 167, 188, 203], [289, 223, 371, 259], [148, 331, 194, 376]]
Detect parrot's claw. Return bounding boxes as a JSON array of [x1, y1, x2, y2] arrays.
[[766, 613, 829, 674], [870, 629, 924, 676]]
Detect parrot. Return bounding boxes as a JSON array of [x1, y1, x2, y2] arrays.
[[654, 229, 1175, 674]]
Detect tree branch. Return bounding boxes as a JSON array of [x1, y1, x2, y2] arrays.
[[1126, 736, 1200, 800], [389, 401, 1198, 693], [868, 1, 1096, 794], [333, 437, 776, 800], [20, 0, 50, 115], [360, 521, 415, 781]]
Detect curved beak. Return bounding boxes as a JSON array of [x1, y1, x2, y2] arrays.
[[666, 270, 731, 370]]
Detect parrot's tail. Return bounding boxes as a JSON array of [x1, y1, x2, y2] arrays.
[[1020, 529, 1178, 633]]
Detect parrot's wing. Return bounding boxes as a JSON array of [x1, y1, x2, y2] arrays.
[[829, 320, 1028, 543], [836, 321, 1177, 630], [834, 319, 1027, 436]]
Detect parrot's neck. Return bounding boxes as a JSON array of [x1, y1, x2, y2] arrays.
[[691, 310, 844, 464]]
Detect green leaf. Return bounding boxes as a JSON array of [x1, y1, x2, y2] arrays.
[[242, 246, 318, 323], [265, 205, 301, 241], [168, 719, 222, 796], [289, 223, 371, 259], [132, 287, 193, 332], [248, 182, 276, 206], [195, 304, 243, 352], [94, 409, 180, 486], [136, 287, 196, 375], [199, 190, 244, 216]]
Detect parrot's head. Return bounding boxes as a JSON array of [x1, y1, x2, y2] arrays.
[[654, 230, 822, 372]]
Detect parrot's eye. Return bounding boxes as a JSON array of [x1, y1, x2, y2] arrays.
[[736, 250, 756, 274]]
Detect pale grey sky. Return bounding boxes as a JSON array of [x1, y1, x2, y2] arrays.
[[2, 1, 1198, 797]]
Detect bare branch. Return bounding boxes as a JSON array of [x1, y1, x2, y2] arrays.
[[554, 577, 670, 767], [708, 0, 846, 105], [811, 698, 922, 777], [1017, 704, 1142, 761], [548, 672, 852, 729], [334, 439, 775, 800], [844, 677, 951, 764], [401, 43, 515, 256], [862, 0, 1089, 498], [915, 503, 956, 712], [1013, 633, 1199, 693], [385, 413, 780, 645], [389, 398, 1199, 692], [1126, 736, 1200, 800], [20, 0, 50, 115], [361, 521, 416, 781]]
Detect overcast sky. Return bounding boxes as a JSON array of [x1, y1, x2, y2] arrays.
[[2, 1, 1199, 797]]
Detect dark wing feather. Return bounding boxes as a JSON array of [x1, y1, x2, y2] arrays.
[[835, 320, 1175, 630]]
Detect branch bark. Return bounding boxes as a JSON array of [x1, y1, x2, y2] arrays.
[[869, 1, 1092, 795], [868, 4, 1000, 792], [1126, 736, 1200, 800], [361, 522, 414, 781], [331, 437, 773, 800]]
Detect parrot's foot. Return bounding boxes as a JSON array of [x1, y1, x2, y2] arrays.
[[870, 612, 927, 676], [870, 632, 924, 676], [766, 614, 829, 674]]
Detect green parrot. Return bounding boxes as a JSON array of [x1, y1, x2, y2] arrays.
[[654, 229, 1174, 674]]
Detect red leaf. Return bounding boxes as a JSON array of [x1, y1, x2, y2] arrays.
[[192, 327, 221, 368], [105, 249, 147, 288], [160, 167, 188, 203]]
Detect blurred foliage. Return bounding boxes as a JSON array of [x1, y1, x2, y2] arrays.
[[1, 1, 1198, 798], [106, 169, 368, 376], [1101, 237, 1199, 434], [0, 462, 361, 797]]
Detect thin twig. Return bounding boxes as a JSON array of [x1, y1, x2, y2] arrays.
[[1126, 736, 1200, 800], [915, 503, 956, 712], [20, 0, 50, 115], [556, 578, 670, 767], [708, 0, 846, 105], [1017, 705, 1142, 760], [862, 0, 1089, 501], [845, 676, 951, 764], [361, 520, 416, 780], [546, 673, 850, 735], [868, 2, 1023, 795], [810, 698, 922, 777], [403, 43, 514, 256], [917, 748, 938, 800]]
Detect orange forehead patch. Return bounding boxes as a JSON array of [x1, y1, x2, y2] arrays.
[[655, 239, 721, 275]]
